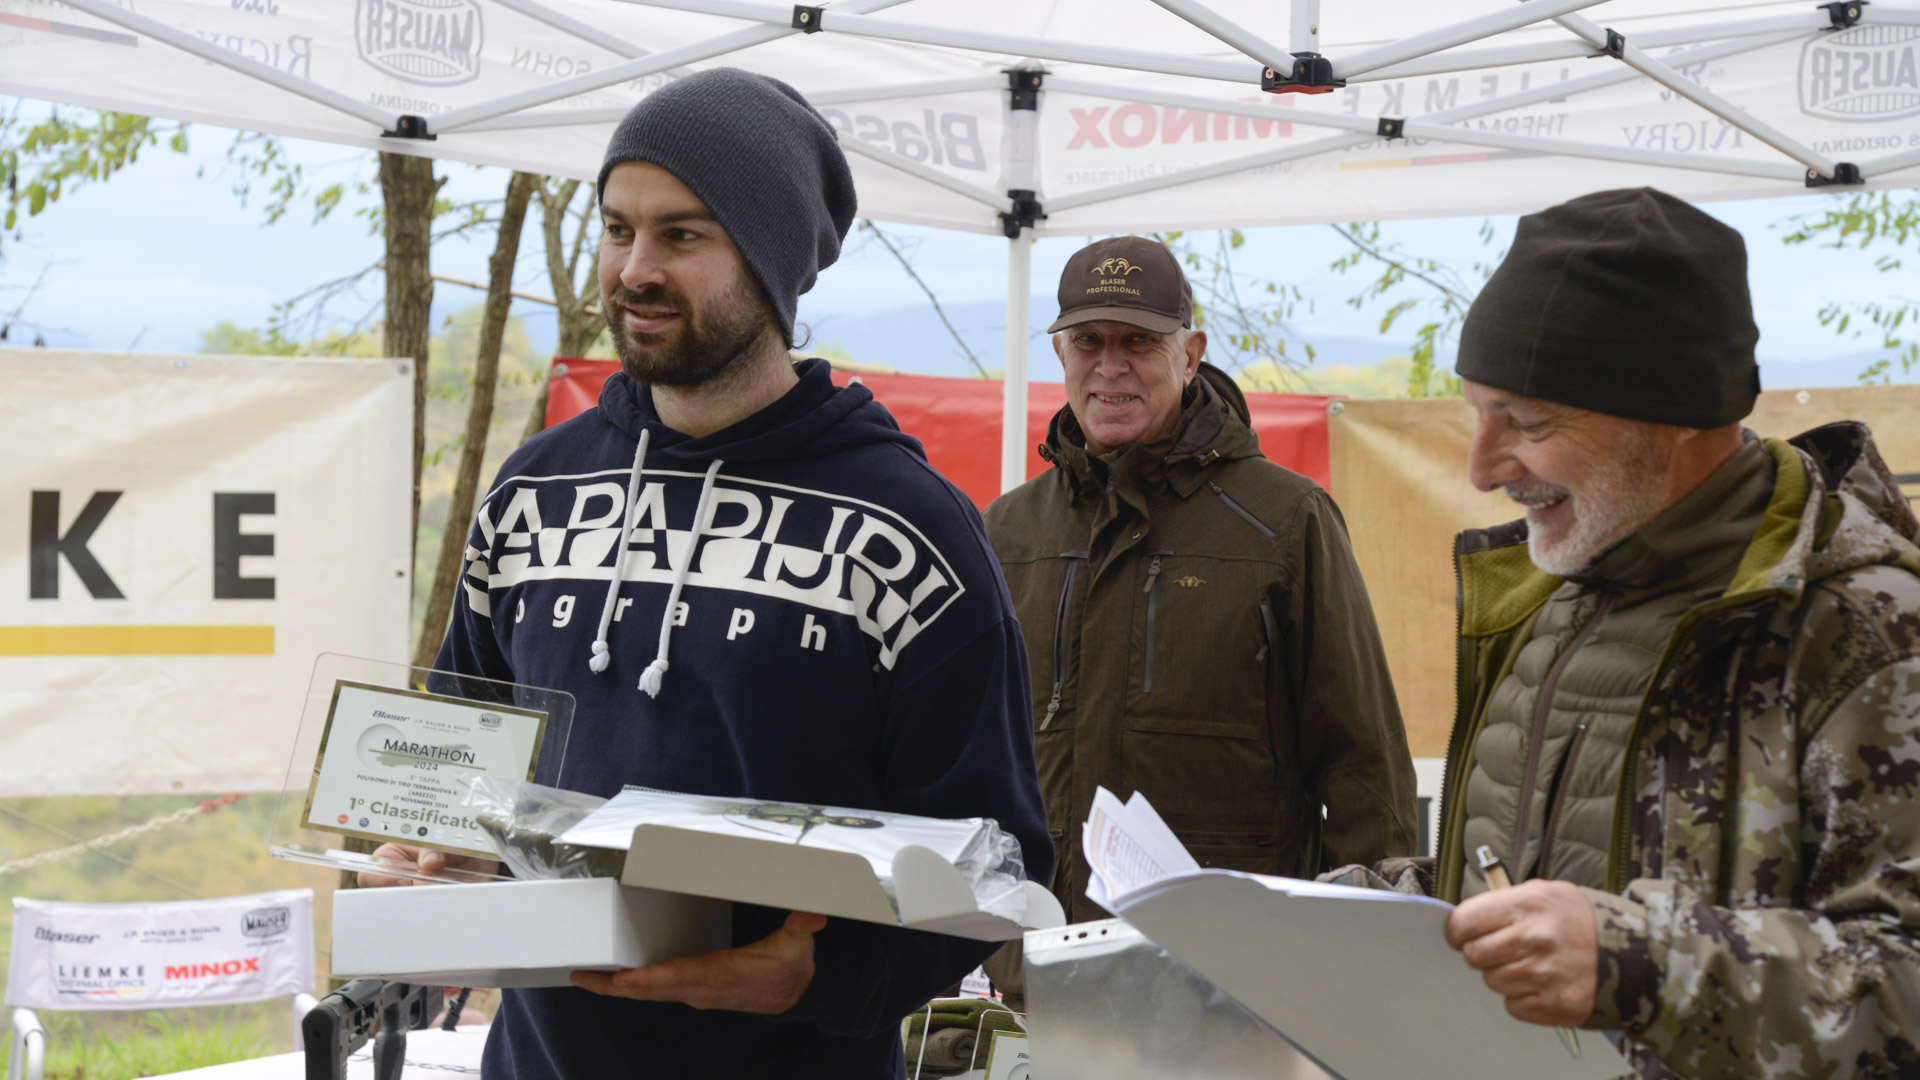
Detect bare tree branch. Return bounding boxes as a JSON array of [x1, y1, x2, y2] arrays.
[[857, 219, 988, 378]]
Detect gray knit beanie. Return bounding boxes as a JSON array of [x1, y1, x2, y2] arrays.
[[597, 68, 856, 342]]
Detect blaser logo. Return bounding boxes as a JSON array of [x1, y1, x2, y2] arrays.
[[1172, 575, 1205, 588], [1093, 258, 1146, 276]]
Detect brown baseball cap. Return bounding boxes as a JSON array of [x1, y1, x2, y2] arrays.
[[1046, 236, 1194, 335]]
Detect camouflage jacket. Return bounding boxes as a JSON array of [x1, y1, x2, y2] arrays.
[[1355, 422, 1920, 1079]]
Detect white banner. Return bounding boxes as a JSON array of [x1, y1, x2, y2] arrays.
[[0, 348, 411, 795], [5, 890, 315, 1010], [0, 0, 1915, 234]]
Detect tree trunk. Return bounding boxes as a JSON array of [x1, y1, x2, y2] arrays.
[[379, 150, 441, 570], [413, 170, 538, 668], [520, 179, 605, 444]]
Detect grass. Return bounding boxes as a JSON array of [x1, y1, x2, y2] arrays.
[[2, 1005, 284, 1080], [1, 795, 338, 1079]]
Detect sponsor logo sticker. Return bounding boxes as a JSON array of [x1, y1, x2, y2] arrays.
[[241, 906, 292, 939]]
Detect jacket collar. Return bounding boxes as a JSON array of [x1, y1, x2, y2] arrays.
[[1037, 362, 1261, 503], [1456, 420, 1920, 637]]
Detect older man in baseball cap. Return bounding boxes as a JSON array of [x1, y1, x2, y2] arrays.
[[1332, 187, 1920, 1079], [980, 236, 1418, 1000]]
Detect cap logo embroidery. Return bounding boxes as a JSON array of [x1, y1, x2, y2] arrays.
[[1093, 258, 1146, 276]]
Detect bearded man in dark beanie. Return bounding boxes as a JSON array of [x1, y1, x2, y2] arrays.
[[1327, 187, 1920, 1079], [361, 68, 1050, 1079]]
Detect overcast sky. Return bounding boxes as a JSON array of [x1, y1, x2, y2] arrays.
[[2, 101, 1911, 389]]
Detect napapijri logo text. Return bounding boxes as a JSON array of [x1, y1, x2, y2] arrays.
[[466, 471, 964, 668], [1800, 25, 1920, 122], [356, 0, 483, 86]]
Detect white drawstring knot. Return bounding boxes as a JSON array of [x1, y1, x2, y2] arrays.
[[589, 640, 611, 674], [638, 658, 668, 698]]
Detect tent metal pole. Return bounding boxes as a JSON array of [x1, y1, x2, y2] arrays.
[[1352, 11, 1829, 83], [53, 0, 392, 129], [1044, 29, 1802, 215], [430, 0, 916, 134], [810, 76, 1009, 105], [1330, 0, 1614, 80], [457, 108, 633, 133], [1861, 145, 1920, 178], [1001, 230, 1034, 495], [491, 0, 652, 60], [1044, 132, 1373, 213], [624, 0, 1255, 83], [1552, 11, 1839, 177], [837, 138, 1011, 210], [1872, 7, 1920, 25], [1146, 0, 1295, 74], [1291, 0, 1321, 54], [1395, 120, 1808, 181]]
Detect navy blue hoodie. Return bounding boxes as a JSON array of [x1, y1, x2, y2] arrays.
[[436, 359, 1051, 1079]]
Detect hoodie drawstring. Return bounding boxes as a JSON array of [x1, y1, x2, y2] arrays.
[[640, 458, 725, 698], [589, 430, 651, 675]]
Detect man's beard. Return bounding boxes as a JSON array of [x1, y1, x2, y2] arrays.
[[603, 274, 774, 389], [1510, 426, 1666, 577]]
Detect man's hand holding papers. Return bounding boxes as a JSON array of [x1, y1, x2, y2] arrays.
[[1446, 879, 1599, 1027]]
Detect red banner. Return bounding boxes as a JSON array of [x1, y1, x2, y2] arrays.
[[544, 359, 1332, 508]]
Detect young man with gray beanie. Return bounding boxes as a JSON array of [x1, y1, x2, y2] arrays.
[[366, 68, 1051, 1079], [1328, 187, 1920, 1079]]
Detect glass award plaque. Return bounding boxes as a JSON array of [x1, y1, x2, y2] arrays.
[[269, 653, 575, 884]]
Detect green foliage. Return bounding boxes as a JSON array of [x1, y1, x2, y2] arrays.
[[1783, 192, 1920, 384], [1326, 220, 1500, 397], [0, 105, 184, 242]]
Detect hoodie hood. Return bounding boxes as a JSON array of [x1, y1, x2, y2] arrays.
[[595, 357, 926, 465]]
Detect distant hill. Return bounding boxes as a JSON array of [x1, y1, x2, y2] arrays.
[[787, 296, 1904, 392]]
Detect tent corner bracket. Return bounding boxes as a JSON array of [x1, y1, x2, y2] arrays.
[[1805, 162, 1863, 186], [1262, 54, 1343, 95], [1819, 1, 1867, 30], [1602, 29, 1626, 60], [1377, 117, 1406, 141], [792, 6, 824, 32], [1001, 190, 1045, 239], [381, 115, 436, 141], [1006, 69, 1045, 111]]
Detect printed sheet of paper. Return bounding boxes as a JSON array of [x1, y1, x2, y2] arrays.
[[1084, 788, 1631, 1080]]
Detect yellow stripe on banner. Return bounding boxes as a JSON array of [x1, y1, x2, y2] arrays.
[[1341, 158, 1416, 171], [0, 626, 276, 656]]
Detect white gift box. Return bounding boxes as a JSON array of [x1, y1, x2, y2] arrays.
[[331, 877, 730, 988]]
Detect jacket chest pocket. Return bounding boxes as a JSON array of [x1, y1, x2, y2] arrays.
[[1001, 551, 1089, 733], [1128, 554, 1272, 739]]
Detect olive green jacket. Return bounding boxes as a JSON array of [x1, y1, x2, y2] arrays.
[[1419, 422, 1920, 1078], [983, 364, 1418, 924]]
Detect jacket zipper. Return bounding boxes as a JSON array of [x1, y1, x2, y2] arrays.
[[1531, 720, 1592, 880], [1141, 554, 1165, 693], [1437, 536, 1471, 877], [1041, 553, 1087, 730], [1207, 481, 1274, 538], [1509, 591, 1615, 882]]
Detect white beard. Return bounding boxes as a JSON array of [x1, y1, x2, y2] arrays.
[[1513, 430, 1666, 577]]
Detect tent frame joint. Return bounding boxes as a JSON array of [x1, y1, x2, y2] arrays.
[[1806, 161, 1864, 186], [1006, 68, 1045, 110], [1819, 1, 1868, 29], [792, 5, 824, 32], [1262, 53, 1343, 94], [1001, 189, 1045, 239], [1377, 116, 1406, 140], [1601, 28, 1626, 59], [382, 115, 437, 141]]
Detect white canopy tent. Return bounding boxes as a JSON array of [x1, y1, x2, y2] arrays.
[[3, 0, 1917, 489]]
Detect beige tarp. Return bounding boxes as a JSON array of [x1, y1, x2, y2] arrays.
[[1331, 386, 1920, 758]]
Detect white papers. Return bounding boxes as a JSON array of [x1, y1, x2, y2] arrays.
[[1082, 788, 1630, 1080]]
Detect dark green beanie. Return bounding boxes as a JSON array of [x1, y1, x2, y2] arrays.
[[1457, 187, 1760, 428]]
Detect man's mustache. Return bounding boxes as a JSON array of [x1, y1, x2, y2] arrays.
[[605, 285, 686, 315]]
